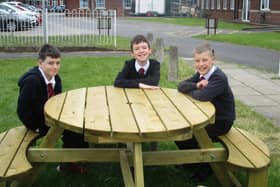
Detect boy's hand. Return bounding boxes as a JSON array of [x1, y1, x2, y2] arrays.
[[139, 83, 160, 90], [196, 80, 208, 89]]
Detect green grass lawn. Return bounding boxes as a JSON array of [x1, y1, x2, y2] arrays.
[[193, 32, 280, 51], [0, 56, 279, 187], [127, 17, 251, 30]]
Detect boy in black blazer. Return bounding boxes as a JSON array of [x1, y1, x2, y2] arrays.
[[17, 44, 88, 173], [176, 43, 236, 181], [114, 34, 160, 89]]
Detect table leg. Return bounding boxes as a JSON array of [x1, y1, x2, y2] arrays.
[[133, 142, 144, 187], [194, 128, 234, 187]]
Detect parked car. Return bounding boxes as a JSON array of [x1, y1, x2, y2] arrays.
[[6, 1, 41, 25], [0, 3, 36, 31], [55, 5, 65, 12]]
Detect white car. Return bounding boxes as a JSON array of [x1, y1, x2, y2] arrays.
[[0, 4, 35, 31]]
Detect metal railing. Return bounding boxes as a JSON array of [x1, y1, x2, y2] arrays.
[[0, 9, 117, 48]]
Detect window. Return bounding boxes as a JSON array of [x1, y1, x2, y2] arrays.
[[80, 0, 88, 8], [230, 0, 234, 9], [260, 0, 270, 10], [123, 0, 132, 9], [211, 0, 215, 9], [217, 0, 221, 9], [96, 0, 105, 9], [206, 0, 210, 9], [223, 0, 227, 9]]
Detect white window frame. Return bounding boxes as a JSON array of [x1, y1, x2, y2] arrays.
[[230, 0, 234, 10], [79, 0, 88, 9], [211, 0, 215, 9], [217, 0, 221, 9], [123, 0, 132, 9], [223, 0, 227, 10], [260, 0, 270, 11], [96, 0, 105, 9]]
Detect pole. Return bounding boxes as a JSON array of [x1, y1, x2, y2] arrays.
[[42, 0, 48, 44]]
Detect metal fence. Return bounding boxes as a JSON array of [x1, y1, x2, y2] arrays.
[[0, 9, 117, 47]]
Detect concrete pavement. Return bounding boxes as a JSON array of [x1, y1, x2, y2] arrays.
[[1, 51, 280, 127]]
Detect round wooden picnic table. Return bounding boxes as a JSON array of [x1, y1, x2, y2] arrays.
[[43, 86, 217, 187], [44, 86, 215, 143]]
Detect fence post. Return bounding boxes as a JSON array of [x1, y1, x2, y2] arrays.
[[154, 38, 164, 63], [42, 0, 48, 43], [147, 32, 153, 46], [168, 46, 178, 81]]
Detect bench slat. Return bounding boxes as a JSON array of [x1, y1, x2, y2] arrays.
[[219, 128, 270, 169], [219, 135, 254, 168], [6, 130, 39, 178], [0, 127, 27, 178], [237, 128, 270, 157], [0, 126, 39, 180]]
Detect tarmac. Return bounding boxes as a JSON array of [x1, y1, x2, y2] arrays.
[[1, 51, 280, 128]]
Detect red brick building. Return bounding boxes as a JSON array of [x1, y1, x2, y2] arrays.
[[197, 0, 280, 25], [65, 0, 132, 16]]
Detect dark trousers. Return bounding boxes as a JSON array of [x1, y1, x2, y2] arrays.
[[175, 119, 233, 171], [175, 119, 233, 150], [62, 130, 89, 148]]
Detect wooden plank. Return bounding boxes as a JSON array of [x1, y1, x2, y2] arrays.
[[0, 130, 6, 142], [0, 127, 27, 177], [144, 89, 190, 133], [44, 92, 66, 127], [247, 167, 269, 187], [161, 88, 213, 128], [223, 128, 270, 168], [106, 86, 138, 134], [84, 86, 111, 135], [133, 143, 144, 187], [219, 135, 254, 168], [59, 88, 86, 133], [28, 148, 124, 163], [125, 89, 165, 133], [237, 128, 270, 157], [190, 97, 216, 124], [6, 130, 39, 178], [120, 151, 135, 187], [194, 128, 234, 187]]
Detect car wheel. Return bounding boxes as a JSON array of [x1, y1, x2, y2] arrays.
[[7, 21, 17, 32]]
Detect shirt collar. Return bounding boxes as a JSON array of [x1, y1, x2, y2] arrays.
[[38, 67, 56, 86], [135, 60, 150, 72], [200, 65, 216, 80]]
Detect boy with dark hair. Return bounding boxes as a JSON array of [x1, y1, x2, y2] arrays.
[[17, 44, 88, 173], [114, 34, 160, 89]]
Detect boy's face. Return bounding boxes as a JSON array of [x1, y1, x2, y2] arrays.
[[194, 51, 214, 76], [131, 41, 152, 65], [39, 56, 61, 80]]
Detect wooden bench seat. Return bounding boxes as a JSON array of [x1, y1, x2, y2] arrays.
[[218, 127, 271, 187], [0, 126, 39, 185]]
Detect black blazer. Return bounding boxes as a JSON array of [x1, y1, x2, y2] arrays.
[[178, 67, 235, 121], [114, 59, 160, 88], [17, 67, 62, 135]]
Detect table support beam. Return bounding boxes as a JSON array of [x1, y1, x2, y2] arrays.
[[133, 143, 144, 187], [194, 128, 234, 187], [120, 151, 135, 187]]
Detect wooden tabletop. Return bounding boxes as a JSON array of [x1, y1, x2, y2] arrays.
[[44, 86, 215, 143]]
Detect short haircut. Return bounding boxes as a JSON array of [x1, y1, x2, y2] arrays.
[[38, 44, 61, 61], [130, 35, 151, 51], [193, 43, 215, 59]]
